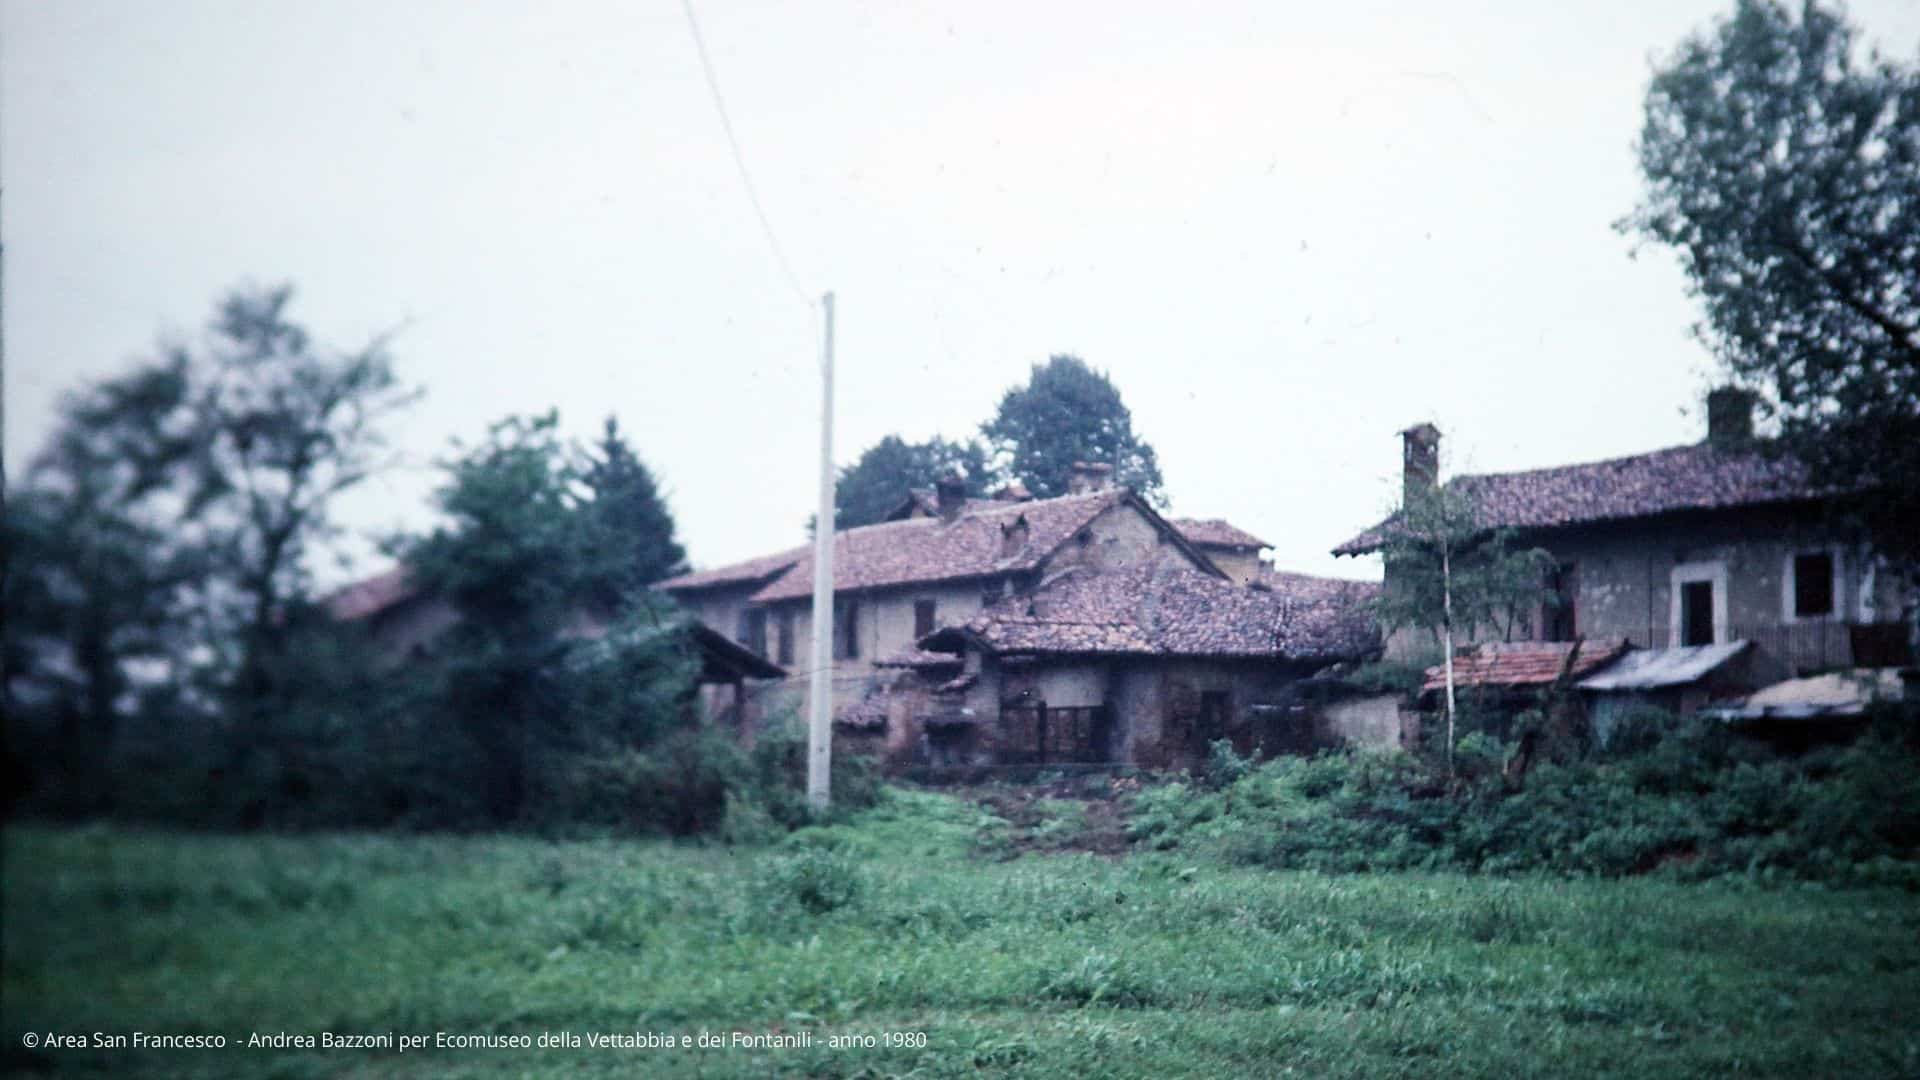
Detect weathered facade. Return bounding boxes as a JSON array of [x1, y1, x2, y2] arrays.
[[1334, 390, 1913, 707], [659, 465, 1385, 769], [1169, 518, 1272, 585], [897, 563, 1385, 771], [657, 466, 1226, 729]]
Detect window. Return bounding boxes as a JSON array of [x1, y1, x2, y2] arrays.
[[1199, 691, 1231, 739], [1792, 551, 1835, 618], [775, 609, 794, 666], [913, 598, 937, 639], [835, 599, 860, 660], [1670, 560, 1727, 648], [1681, 581, 1714, 646], [739, 609, 767, 658], [1542, 562, 1577, 642], [981, 577, 1004, 608]]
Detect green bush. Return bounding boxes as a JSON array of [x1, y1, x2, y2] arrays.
[[1130, 703, 1920, 883], [751, 848, 864, 917]]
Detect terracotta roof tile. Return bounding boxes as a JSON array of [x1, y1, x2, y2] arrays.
[[1334, 443, 1818, 556], [1172, 517, 1270, 550], [655, 545, 808, 593], [1422, 638, 1632, 693], [322, 567, 420, 621], [950, 564, 1379, 662], [751, 489, 1131, 602]]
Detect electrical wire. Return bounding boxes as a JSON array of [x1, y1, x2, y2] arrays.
[[679, 0, 814, 310]]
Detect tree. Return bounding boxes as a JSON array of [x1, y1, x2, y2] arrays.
[[980, 355, 1167, 504], [1370, 484, 1556, 776], [1623, 0, 1920, 571], [831, 434, 992, 530], [3, 360, 208, 795], [189, 287, 418, 712], [579, 416, 689, 607], [401, 412, 697, 824], [4, 285, 416, 813]]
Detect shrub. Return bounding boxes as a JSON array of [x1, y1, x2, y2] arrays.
[[752, 848, 863, 916], [1126, 706, 1920, 883]]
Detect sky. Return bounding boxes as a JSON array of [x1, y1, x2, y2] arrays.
[[6, 0, 1919, 588]]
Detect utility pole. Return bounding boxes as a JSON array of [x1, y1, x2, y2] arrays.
[[807, 292, 836, 812]]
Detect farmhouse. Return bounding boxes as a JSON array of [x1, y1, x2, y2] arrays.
[[660, 464, 1384, 768], [1333, 389, 1914, 720]]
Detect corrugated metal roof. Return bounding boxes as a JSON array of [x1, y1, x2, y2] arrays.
[[1577, 641, 1750, 691], [1706, 668, 1906, 721]]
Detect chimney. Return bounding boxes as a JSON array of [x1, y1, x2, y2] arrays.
[[1400, 423, 1441, 507], [1706, 386, 1757, 448], [934, 473, 968, 522], [1067, 461, 1114, 495]]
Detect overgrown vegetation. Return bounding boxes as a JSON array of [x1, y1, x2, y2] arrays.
[[7, 791, 1919, 1078], [1138, 707, 1920, 885]]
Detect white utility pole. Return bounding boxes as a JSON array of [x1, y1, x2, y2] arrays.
[[807, 292, 837, 812]]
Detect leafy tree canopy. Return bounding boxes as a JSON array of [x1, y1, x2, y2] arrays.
[[980, 354, 1166, 505], [5, 285, 415, 751], [832, 435, 992, 530], [1623, 0, 1920, 571]]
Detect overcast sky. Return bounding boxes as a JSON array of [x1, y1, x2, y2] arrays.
[[7, 0, 1918, 587]]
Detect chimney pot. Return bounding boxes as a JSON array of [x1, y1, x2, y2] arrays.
[[934, 473, 968, 522], [1706, 386, 1757, 448], [1067, 461, 1115, 495], [1400, 423, 1441, 508]]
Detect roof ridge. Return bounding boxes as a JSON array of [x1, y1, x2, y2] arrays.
[[1448, 441, 1731, 485]]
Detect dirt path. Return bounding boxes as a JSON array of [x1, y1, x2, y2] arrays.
[[956, 776, 1139, 857]]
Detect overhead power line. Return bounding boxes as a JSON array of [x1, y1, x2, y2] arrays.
[[679, 0, 812, 309]]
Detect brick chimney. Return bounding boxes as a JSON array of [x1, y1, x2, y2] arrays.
[[1706, 386, 1757, 448], [1400, 423, 1441, 507], [934, 473, 968, 522], [1067, 461, 1114, 495]]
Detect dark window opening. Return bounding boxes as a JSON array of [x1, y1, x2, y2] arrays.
[[981, 578, 1004, 608], [1681, 581, 1715, 646], [835, 599, 860, 660], [775, 609, 794, 666], [1793, 552, 1834, 618], [1002, 703, 1111, 764], [913, 598, 936, 639], [1542, 563, 1577, 642], [741, 609, 767, 658], [1199, 691, 1231, 740]]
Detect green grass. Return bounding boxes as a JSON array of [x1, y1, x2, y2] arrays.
[[6, 789, 1920, 1078]]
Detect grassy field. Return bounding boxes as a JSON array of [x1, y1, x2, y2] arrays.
[[6, 788, 1920, 1078]]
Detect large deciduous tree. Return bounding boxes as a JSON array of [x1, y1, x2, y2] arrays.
[[4, 286, 416, 783], [192, 287, 418, 712], [401, 412, 698, 825], [832, 434, 992, 530], [981, 355, 1167, 505], [1623, 0, 1920, 572]]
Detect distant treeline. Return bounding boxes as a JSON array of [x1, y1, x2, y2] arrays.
[[3, 285, 873, 833]]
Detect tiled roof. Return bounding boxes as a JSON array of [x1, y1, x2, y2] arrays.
[[751, 489, 1135, 603], [322, 566, 419, 621], [943, 564, 1380, 662], [1421, 638, 1632, 694], [1333, 443, 1819, 556], [655, 545, 808, 593], [1172, 517, 1270, 550]]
